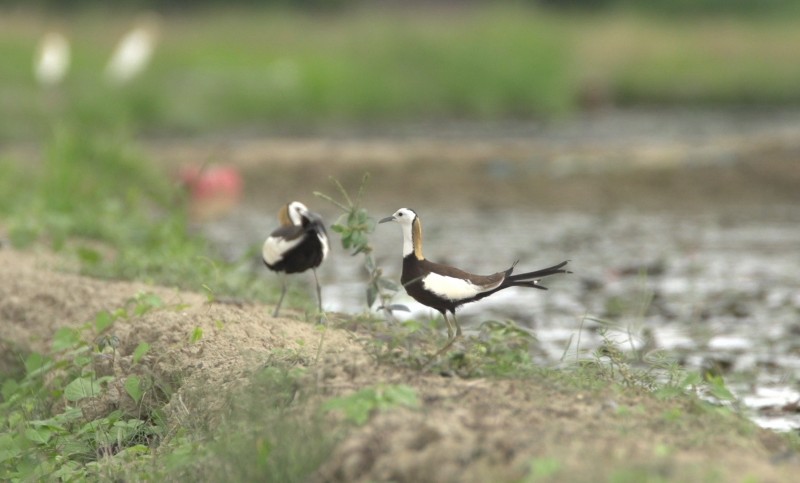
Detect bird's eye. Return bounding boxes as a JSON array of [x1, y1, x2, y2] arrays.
[[398, 212, 403, 217]]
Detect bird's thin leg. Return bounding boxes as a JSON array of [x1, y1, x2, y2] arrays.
[[312, 268, 326, 324], [452, 312, 462, 338], [273, 274, 287, 317], [424, 312, 460, 367], [443, 312, 454, 339]]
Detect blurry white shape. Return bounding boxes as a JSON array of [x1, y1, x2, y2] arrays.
[[707, 334, 751, 351], [105, 14, 160, 84], [34, 32, 70, 87]]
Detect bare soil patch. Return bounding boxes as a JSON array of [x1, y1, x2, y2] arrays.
[[2, 247, 799, 481]]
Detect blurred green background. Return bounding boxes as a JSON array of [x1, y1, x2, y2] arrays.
[[2, 1, 800, 141], [2, 0, 800, 287]]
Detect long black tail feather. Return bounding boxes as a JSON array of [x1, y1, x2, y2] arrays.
[[506, 260, 571, 289]]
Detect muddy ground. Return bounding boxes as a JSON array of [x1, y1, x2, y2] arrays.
[[3, 108, 800, 480]]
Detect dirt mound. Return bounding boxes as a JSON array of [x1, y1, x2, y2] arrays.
[[0, 249, 367, 426], [2, 248, 798, 481]]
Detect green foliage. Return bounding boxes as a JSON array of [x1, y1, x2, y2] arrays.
[[0, 298, 170, 482], [323, 384, 420, 426], [1, 7, 800, 142], [525, 457, 563, 482], [169, 365, 337, 482], [189, 327, 204, 344], [124, 376, 144, 404], [0, 6, 574, 143], [704, 374, 736, 402], [64, 376, 103, 402], [131, 342, 150, 365], [316, 174, 407, 316], [463, 320, 539, 376], [0, 121, 273, 301]]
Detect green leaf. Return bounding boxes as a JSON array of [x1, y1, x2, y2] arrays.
[[64, 377, 101, 402], [681, 372, 702, 387], [94, 310, 115, 333], [366, 285, 377, 307], [364, 255, 376, 273], [73, 354, 92, 368], [133, 292, 163, 316], [190, 327, 203, 344], [60, 439, 92, 458], [340, 232, 353, 249], [132, 342, 150, 364], [706, 374, 735, 401], [323, 384, 419, 426], [52, 327, 81, 352], [528, 457, 562, 480], [24, 352, 46, 374], [380, 384, 420, 409], [1, 378, 19, 401], [25, 427, 52, 445], [125, 375, 143, 403], [76, 246, 101, 265], [323, 390, 375, 425], [0, 433, 21, 463], [378, 277, 400, 291]]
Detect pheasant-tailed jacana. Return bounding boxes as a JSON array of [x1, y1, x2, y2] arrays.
[[263, 201, 329, 317], [379, 208, 570, 360]]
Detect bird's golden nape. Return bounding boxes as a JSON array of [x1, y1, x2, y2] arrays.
[[412, 217, 424, 261], [380, 207, 570, 365], [263, 201, 329, 320], [277, 203, 292, 226]]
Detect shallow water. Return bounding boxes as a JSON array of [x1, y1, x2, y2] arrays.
[[202, 203, 800, 431]]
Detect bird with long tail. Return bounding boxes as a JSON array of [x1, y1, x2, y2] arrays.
[[380, 208, 570, 361]]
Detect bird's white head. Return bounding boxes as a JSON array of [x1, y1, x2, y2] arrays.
[[379, 208, 423, 259], [279, 201, 309, 226], [379, 208, 416, 226]]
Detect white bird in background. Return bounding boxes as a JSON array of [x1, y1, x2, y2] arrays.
[[34, 31, 70, 87], [105, 14, 160, 85]]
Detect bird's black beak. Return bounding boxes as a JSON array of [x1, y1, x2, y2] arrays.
[[378, 215, 395, 224]]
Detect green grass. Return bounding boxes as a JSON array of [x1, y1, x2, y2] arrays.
[[0, 121, 278, 305], [3, 6, 800, 141], [0, 295, 170, 481]]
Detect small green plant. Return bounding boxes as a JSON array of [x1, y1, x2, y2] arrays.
[[322, 384, 420, 426], [315, 174, 407, 317], [0, 293, 171, 481], [458, 319, 540, 376], [169, 365, 336, 482], [525, 457, 562, 482]]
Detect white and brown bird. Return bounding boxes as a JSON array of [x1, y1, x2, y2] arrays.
[[379, 208, 570, 360], [263, 201, 329, 317]]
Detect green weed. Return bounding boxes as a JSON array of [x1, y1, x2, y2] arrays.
[[0, 294, 171, 482], [323, 384, 420, 426], [169, 365, 337, 482], [316, 174, 407, 317], [0, 121, 275, 302]]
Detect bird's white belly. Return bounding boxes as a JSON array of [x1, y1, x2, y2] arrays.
[[422, 273, 482, 301]]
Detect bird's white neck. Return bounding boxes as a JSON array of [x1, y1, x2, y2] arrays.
[[400, 218, 424, 260]]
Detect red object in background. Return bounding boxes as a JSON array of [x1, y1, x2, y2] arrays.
[[178, 164, 243, 221]]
